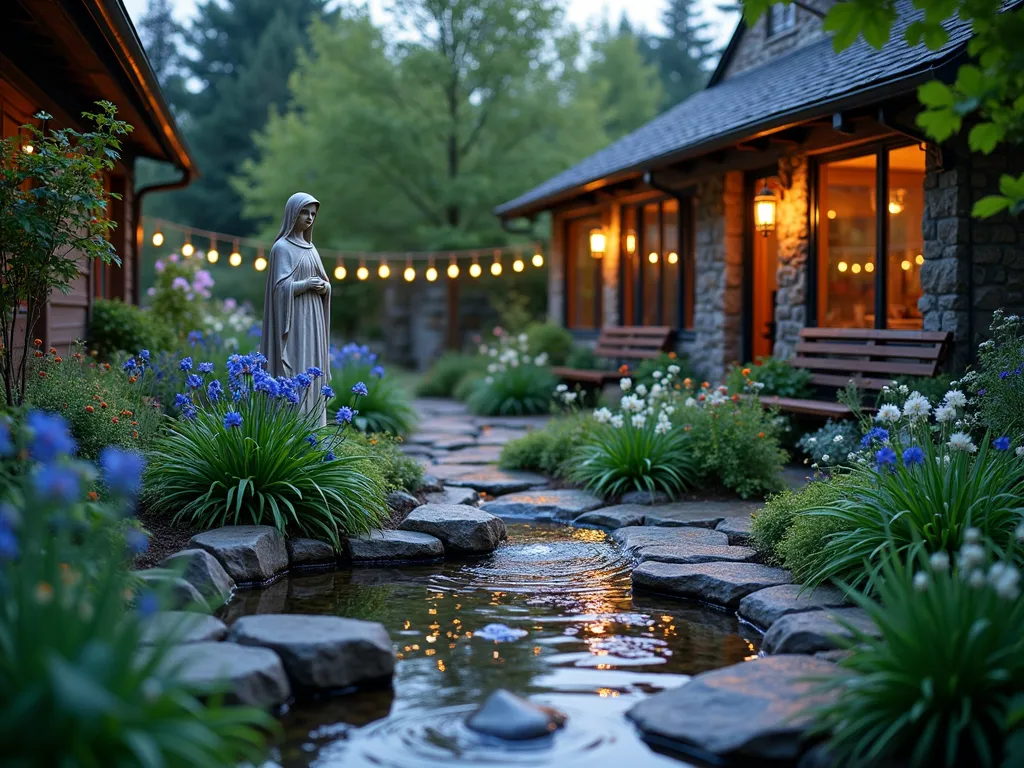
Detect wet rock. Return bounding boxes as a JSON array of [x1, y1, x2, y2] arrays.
[[466, 690, 567, 741], [475, 623, 529, 642], [476, 428, 533, 446], [644, 501, 758, 529], [159, 641, 291, 708], [425, 486, 481, 506], [611, 526, 728, 556], [399, 504, 507, 555], [286, 538, 337, 568], [386, 490, 422, 516], [575, 504, 647, 529], [738, 585, 850, 630], [424, 463, 476, 483], [161, 548, 234, 607], [433, 445, 504, 465], [762, 608, 880, 655], [627, 655, 838, 762], [479, 415, 551, 430], [716, 515, 755, 546], [419, 473, 444, 493], [632, 561, 792, 608], [137, 571, 211, 613], [140, 611, 227, 645], [481, 489, 604, 522], [638, 542, 758, 565], [422, 420, 478, 436], [230, 614, 394, 692], [348, 529, 445, 562], [432, 435, 479, 451], [620, 489, 671, 505], [189, 526, 288, 584], [815, 649, 853, 664], [447, 467, 548, 496]]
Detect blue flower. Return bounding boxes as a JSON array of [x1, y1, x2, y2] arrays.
[[33, 464, 81, 503], [860, 427, 890, 448], [284, 389, 300, 405], [253, 373, 279, 398], [351, 382, 368, 397], [306, 366, 323, 378], [371, 365, 385, 379], [186, 374, 203, 389], [994, 436, 1011, 451], [179, 356, 193, 371], [295, 373, 312, 389], [306, 434, 318, 447], [125, 528, 149, 555], [100, 447, 146, 496], [187, 331, 203, 347], [122, 358, 137, 372], [321, 385, 335, 399], [248, 324, 262, 338], [336, 406, 354, 424], [979, 388, 987, 396], [324, 451, 335, 462], [207, 380, 223, 402], [902, 446, 925, 466], [875, 446, 897, 467], [0, 422, 12, 457], [136, 590, 159, 617], [139, 349, 150, 361], [1000, 371, 1010, 380], [223, 411, 243, 429], [0, 508, 17, 559], [198, 361, 214, 373], [173, 393, 192, 410], [26, 411, 76, 462]]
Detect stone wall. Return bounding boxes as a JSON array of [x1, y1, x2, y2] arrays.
[[720, 0, 834, 81], [772, 154, 810, 359]]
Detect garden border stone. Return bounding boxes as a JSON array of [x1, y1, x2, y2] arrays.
[[189, 525, 289, 585]]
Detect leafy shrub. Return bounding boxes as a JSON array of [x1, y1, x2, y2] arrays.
[[796, 418, 860, 469], [453, 370, 485, 401], [813, 543, 1024, 767], [148, 253, 215, 341], [525, 321, 574, 365], [892, 372, 955, 405], [143, 352, 388, 548], [0, 411, 273, 764], [88, 298, 175, 361], [500, 414, 591, 477], [630, 352, 693, 391], [725, 357, 813, 398], [416, 353, 488, 398], [467, 333, 556, 416], [778, 510, 856, 583], [752, 476, 853, 567], [564, 345, 601, 370], [199, 297, 261, 350], [344, 432, 424, 493], [329, 344, 417, 435], [962, 310, 1024, 440], [25, 342, 163, 460]]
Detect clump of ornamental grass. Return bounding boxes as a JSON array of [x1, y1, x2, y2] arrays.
[[0, 411, 274, 765], [327, 343, 417, 435], [467, 332, 557, 416], [812, 533, 1024, 767], [416, 352, 487, 398], [142, 352, 388, 548], [500, 412, 593, 477], [568, 367, 696, 499]]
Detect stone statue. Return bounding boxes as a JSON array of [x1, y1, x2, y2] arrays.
[[260, 192, 331, 426]]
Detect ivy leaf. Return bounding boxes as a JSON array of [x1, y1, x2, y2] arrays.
[[968, 122, 1004, 154], [918, 80, 955, 108], [955, 65, 986, 98], [972, 195, 1010, 218]]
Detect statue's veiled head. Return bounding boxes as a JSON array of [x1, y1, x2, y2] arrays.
[[275, 192, 320, 245]]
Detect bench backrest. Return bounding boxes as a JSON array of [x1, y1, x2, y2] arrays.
[[595, 326, 674, 361], [792, 328, 952, 391]]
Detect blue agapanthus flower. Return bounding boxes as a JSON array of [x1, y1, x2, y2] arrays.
[[136, 590, 159, 617], [994, 436, 1011, 451], [207, 380, 223, 402], [173, 393, 192, 410], [223, 411, 243, 429], [351, 381, 368, 397], [875, 446, 897, 466], [324, 451, 335, 462], [100, 447, 146, 496], [1000, 371, 1010, 380], [179, 356, 193, 372], [198, 361, 214, 373], [283, 388, 300, 405], [253, 373, 280, 398], [122, 358, 137, 372], [0, 422, 12, 457], [902, 446, 925, 466], [370, 365, 385, 379], [860, 427, 890, 448], [306, 434, 318, 447], [139, 349, 150, 361], [33, 464, 80, 503], [26, 411, 76, 462], [125, 528, 149, 555], [336, 406, 354, 424], [0, 506, 18, 560], [186, 374, 203, 389], [321, 385, 335, 399], [295, 373, 312, 389], [306, 366, 323, 378]]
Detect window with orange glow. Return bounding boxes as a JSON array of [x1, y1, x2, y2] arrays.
[[566, 216, 602, 329]]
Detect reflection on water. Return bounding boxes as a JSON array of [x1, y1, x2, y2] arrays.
[[222, 523, 760, 767]]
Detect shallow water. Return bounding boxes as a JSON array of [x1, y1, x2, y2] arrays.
[[222, 523, 761, 767]]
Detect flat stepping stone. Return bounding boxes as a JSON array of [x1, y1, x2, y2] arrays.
[[425, 486, 481, 506], [159, 641, 291, 707], [400, 444, 435, 458], [420, 419, 479, 436], [631, 561, 792, 608], [419, 473, 444, 493], [611, 526, 728, 556], [574, 504, 647, 529], [642, 501, 753, 529], [140, 611, 228, 645], [424, 463, 476, 482], [137, 571, 210, 613], [626, 655, 838, 762], [412, 398, 470, 416], [738, 584, 850, 630], [189, 525, 288, 584], [481, 489, 604, 522], [161, 548, 234, 606], [432, 435, 480, 451], [620, 489, 671, 505], [399, 503, 507, 555], [446, 467, 547, 496], [716, 515, 755, 546], [230, 614, 394, 692], [348, 529, 445, 562], [433, 445, 504, 465], [286, 538, 336, 567], [476, 428, 534, 446], [638, 543, 758, 565], [761, 608, 879, 655], [477, 415, 551, 430]]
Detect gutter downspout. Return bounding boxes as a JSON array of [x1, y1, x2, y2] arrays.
[[132, 169, 192, 305]]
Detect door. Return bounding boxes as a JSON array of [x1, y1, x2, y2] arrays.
[[749, 175, 780, 360]]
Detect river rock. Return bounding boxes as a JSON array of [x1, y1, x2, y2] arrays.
[[189, 525, 288, 584], [716, 515, 755, 546], [466, 690, 567, 740], [159, 641, 291, 708], [161, 548, 234, 606], [432, 435, 479, 451], [419, 473, 444, 493], [140, 611, 227, 645], [479, 415, 551, 430], [481, 489, 604, 522], [762, 608, 880, 655], [632, 561, 792, 608], [386, 490, 422, 516], [407, 431, 470, 447], [738, 585, 850, 630], [399, 504, 507, 555], [447, 467, 548, 496], [626, 655, 838, 762], [611, 526, 728, 556], [230, 614, 394, 692], [574, 504, 647, 529], [620, 489, 671, 505], [286, 538, 337, 567], [425, 486, 481, 506], [137, 571, 210, 613], [348, 529, 445, 561], [638, 543, 758, 565]]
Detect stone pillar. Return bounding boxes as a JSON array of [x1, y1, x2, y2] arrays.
[[772, 154, 809, 359], [602, 204, 621, 327], [548, 214, 565, 324]]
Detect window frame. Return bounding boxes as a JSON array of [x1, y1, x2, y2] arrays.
[[562, 212, 604, 331], [766, 3, 797, 38]]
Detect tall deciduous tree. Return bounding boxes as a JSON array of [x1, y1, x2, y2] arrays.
[[586, 18, 664, 139], [656, 0, 716, 109], [136, 0, 187, 112]]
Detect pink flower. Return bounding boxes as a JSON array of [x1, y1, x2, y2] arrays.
[[493, 326, 504, 337], [168, 253, 179, 263], [146, 287, 156, 297], [154, 260, 164, 273], [224, 298, 237, 310], [171, 277, 190, 292]]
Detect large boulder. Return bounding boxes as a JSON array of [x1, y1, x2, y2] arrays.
[[286, 538, 336, 568], [399, 504, 507, 555], [160, 642, 291, 708], [136, 571, 210, 613], [385, 490, 422, 517], [425, 486, 481, 507], [738, 585, 850, 630], [761, 608, 880, 655], [446, 467, 548, 496], [716, 516, 755, 546], [348, 529, 445, 562], [466, 690, 567, 740], [480, 489, 604, 522], [160, 548, 234, 607], [627, 655, 838, 762], [189, 526, 288, 584], [611, 526, 728, 556], [631, 561, 792, 608], [574, 504, 647, 529], [638, 542, 758, 565], [229, 614, 394, 692], [140, 611, 227, 645]]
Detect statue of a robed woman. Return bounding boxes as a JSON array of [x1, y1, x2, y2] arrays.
[[260, 192, 331, 426]]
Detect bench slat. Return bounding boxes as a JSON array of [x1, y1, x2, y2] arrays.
[[550, 367, 614, 385], [800, 328, 950, 343], [594, 347, 665, 360], [760, 396, 858, 417], [794, 341, 944, 360], [810, 373, 903, 391], [601, 326, 674, 338], [793, 355, 938, 378], [596, 338, 668, 351]]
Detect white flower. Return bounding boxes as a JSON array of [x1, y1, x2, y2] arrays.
[[847, 452, 858, 461], [833, 434, 845, 443], [902, 395, 931, 420], [610, 414, 624, 429], [960, 543, 985, 571], [620, 378, 632, 392], [636, 384, 649, 397], [487, 363, 498, 374], [621, 394, 645, 413], [882, 385, 890, 393], [684, 397, 697, 408], [807, 437, 818, 444], [913, 572, 929, 592], [964, 527, 981, 544], [947, 432, 977, 453], [662, 406, 675, 416], [821, 454, 831, 463], [650, 383, 663, 397], [934, 405, 955, 423], [943, 390, 967, 408], [968, 569, 986, 589], [898, 384, 909, 395], [1017, 522, 1024, 542], [631, 413, 647, 428], [556, 384, 568, 392], [484, 376, 494, 384], [517, 333, 528, 344], [876, 404, 901, 422], [990, 564, 1021, 600], [668, 365, 680, 375], [562, 392, 577, 404], [593, 407, 612, 424], [929, 551, 950, 572], [489, 348, 498, 357], [1016, 446, 1024, 458], [652, 371, 663, 379], [654, 420, 671, 435], [534, 353, 549, 366]]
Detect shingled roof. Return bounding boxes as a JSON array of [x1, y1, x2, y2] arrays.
[[495, 4, 972, 218]]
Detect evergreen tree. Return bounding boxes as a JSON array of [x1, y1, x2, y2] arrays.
[[587, 19, 663, 139], [656, 0, 716, 109], [135, 0, 187, 112]]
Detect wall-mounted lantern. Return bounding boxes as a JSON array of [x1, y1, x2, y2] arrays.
[[589, 228, 606, 259], [625, 231, 637, 254], [754, 182, 777, 237]]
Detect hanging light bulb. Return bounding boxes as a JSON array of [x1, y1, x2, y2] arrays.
[[667, 251, 679, 265], [447, 256, 460, 279], [206, 238, 219, 263], [491, 251, 502, 276], [469, 255, 482, 278], [838, 261, 848, 273], [22, 143, 34, 154], [648, 251, 659, 264], [379, 260, 391, 279], [229, 240, 242, 267], [404, 263, 416, 282], [532, 250, 544, 268], [426, 262, 438, 282], [625, 232, 636, 254], [334, 260, 347, 280], [254, 254, 268, 272], [851, 263, 862, 274], [901, 259, 912, 271], [513, 257, 525, 272], [181, 234, 194, 258], [865, 261, 875, 273], [151, 229, 164, 247], [357, 256, 369, 280], [915, 254, 924, 266]]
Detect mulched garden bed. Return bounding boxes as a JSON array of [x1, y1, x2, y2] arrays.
[[133, 505, 197, 570]]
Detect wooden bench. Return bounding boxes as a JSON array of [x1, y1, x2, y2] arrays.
[[759, 328, 953, 417], [552, 326, 675, 386]]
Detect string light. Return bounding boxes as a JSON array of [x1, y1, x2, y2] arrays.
[[181, 233, 194, 258], [357, 256, 369, 281], [491, 251, 502, 276], [334, 258, 347, 280], [469, 255, 482, 278], [532, 250, 544, 268], [22, 143, 34, 154], [447, 254, 460, 279], [379, 260, 391, 279], [513, 253, 525, 272], [151, 229, 164, 247], [648, 251, 659, 264], [915, 254, 924, 265], [838, 261, 848, 273], [254, 247, 267, 272], [404, 258, 416, 282], [667, 251, 678, 264], [865, 261, 875, 273], [205, 237, 219, 264], [851, 263, 862, 274], [901, 259, 912, 271], [229, 240, 242, 267]]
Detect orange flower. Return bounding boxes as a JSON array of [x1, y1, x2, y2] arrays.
[[731, 394, 739, 402], [32, 338, 42, 347], [701, 381, 710, 389], [72, 353, 83, 361], [87, 491, 98, 501], [120, 409, 132, 416], [92, 394, 100, 400], [132, 430, 139, 439], [53, 356, 62, 364], [111, 417, 119, 424], [128, 376, 137, 384], [34, 351, 43, 358], [684, 425, 692, 432], [668, 352, 677, 359], [34, 582, 54, 604], [62, 403, 68, 409], [85, 405, 94, 413], [49, 347, 56, 355], [38, 371, 47, 378], [100, 402, 107, 409], [102, 363, 110, 371], [741, 368, 751, 376], [683, 378, 692, 388], [618, 364, 630, 374], [698, 393, 706, 401], [131, 420, 138, 426], [758, 432, 765, 438], [674, 383, 681, 390], [90, 349, 98, 357]]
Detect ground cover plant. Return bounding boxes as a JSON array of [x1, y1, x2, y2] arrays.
[[328, 343, 417, 435], [796, 418, 860, 471], [416, 352, 489, 398], [88, 298, 176, 361], [725, 356, 813, 398], [500, 412, 592, 477], [962, 310, 1024, 441], [142, 351, 388, 548], [466, 331, 557, 416], [525, 321, 574, 365], [751, 476, 854, 568]]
